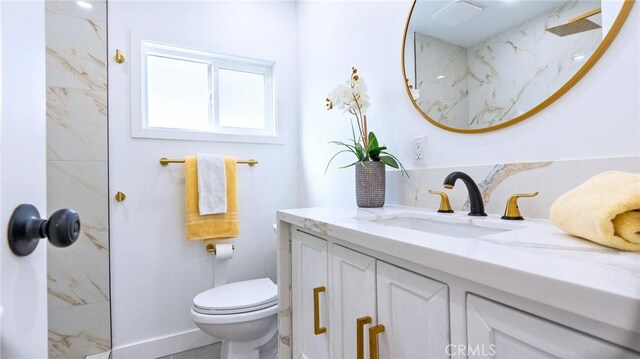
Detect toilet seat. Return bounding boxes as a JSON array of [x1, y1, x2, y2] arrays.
[[193, 278, 277, 315]]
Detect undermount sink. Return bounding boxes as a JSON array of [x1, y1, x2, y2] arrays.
[[368, 215, 521, 238]]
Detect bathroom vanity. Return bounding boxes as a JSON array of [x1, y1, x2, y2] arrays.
[[276, 206, 640, 358]]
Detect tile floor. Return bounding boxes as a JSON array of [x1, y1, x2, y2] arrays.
[[157, 343, 221, 359]]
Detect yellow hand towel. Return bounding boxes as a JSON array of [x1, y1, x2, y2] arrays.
[[550, 171, 640, 251], [185, 156, 239, 243]]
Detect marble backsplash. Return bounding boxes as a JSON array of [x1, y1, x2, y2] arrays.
[[387, 156, 640, 219], [45, 0, 110, 358]]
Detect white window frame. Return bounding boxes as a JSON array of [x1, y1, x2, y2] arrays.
[[130, 35, 280, 144]]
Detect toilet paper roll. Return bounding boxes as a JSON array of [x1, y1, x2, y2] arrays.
[[214, 243, 234, 259]]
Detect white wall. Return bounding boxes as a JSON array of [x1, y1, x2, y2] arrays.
[[108, 1, 298, 356], [297, 0, 639, 206], [0, 1, 48, 358]]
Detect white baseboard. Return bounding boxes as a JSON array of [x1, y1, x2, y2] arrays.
[[111, 329, 219, 359]]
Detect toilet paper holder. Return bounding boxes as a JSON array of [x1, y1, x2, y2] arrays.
[[206, 243, 235, 254]]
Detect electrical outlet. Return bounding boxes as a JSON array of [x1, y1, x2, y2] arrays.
[[413, 136, 424, 160], [413, 135, 427, 163]]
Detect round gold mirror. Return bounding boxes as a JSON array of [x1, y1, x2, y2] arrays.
[[402, 0, 634, 133]]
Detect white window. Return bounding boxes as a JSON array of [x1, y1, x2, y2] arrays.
[[132, 40, 277, 142]]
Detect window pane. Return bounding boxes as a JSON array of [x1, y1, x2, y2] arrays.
[[218, 68, 265, 129], [147, 55, 210, 130]]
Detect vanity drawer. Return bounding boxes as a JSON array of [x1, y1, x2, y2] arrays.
[[466, 294, 640, 358]]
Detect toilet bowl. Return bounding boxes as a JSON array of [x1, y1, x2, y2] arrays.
[[191, 278, 278, 359]]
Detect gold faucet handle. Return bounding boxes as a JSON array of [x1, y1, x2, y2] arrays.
[[501, 192, 539, 220], [428, 190, 454, 213]]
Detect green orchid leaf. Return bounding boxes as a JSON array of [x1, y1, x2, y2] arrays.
[[381, 151, 409, 177], [329, 141, 358, 158], [354, 143, 365, 161], [369, 149, 382, 158], [325, 149, 354, 174], [368, 132, 379, 150], [338, 161, 358, 169], [379, 155, 399, 169]]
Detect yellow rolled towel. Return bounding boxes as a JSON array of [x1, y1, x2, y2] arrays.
[[612, 211, 640, 244], [550, 171, 640, 251]]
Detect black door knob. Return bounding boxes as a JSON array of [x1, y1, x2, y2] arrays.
[[8, 204, 80, 257]]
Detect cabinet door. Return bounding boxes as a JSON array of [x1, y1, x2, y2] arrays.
[[376, 261, 450, 359], [292, 230, 329, 359], [330, 244, 377, 359], [467, 294, 640, 359]]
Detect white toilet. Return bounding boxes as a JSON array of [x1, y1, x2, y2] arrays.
[[191, 233, 278, 359], [191, 278, 278, 359]]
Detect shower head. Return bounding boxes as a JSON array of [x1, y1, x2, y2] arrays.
[[545, 8, 602, 37]]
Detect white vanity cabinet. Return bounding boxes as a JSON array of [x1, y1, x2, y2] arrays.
[[330, 244, 377, 358], [279, 208, 640, 358], [466, 295, 640, 359], [291, 229, 451, 359], [291, 229, 329, 359]]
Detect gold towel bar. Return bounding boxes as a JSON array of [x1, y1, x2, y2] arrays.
[[159, 157, 258, 167]]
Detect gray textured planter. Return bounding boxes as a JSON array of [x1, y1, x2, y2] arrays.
[[355, 161, 386, 208]]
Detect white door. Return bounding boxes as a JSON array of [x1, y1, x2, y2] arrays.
[[467, 294, 640, 359], [330, 244, 377, 359], [291, 230, 329, 359], [376, 261, 450, 359], [0, 1, 48, 358]]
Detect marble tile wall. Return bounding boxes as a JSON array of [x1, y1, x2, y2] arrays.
[[387, 157, 640, 220], [467, 0, 602, 128], [414, 33, 469, 128], [415, 1, 603, 129], [45, 0, 110, 358]]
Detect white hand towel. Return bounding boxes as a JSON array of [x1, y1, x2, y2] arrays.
[[196, 154, 227, 215]]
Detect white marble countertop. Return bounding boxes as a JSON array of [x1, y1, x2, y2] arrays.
[[278, 205, 640, 334]]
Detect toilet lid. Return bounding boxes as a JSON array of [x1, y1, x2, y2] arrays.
[[193, 278, 277, 315]]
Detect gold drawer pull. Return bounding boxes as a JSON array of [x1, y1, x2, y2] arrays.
[[313, 286, 327, 335], [369, 324, 385, 359], [357, 316, 372, 359]]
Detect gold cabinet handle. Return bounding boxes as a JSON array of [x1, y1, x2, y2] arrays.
[[115, 191, 126, 202], [428, 190, 454, 213], [357, 316, 372, 359], [369, 324, 385, 359], [313, 286, 327, 335], [501, 192, 539, 220]]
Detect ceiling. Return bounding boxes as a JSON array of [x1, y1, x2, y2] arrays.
[[408, 0, 577, 47]]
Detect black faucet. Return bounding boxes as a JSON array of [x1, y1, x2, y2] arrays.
[[443, 172, 487, 217]]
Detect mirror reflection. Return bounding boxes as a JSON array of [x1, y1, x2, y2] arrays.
[[403, 0, 628, 131]]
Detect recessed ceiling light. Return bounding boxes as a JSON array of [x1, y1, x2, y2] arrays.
[[437, 75, 446, 79], [573, 54, 585, 61], [76, 1, 93, 9]]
